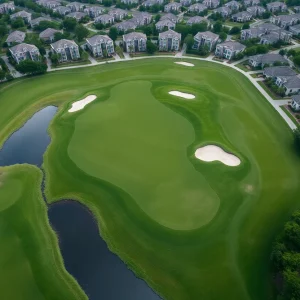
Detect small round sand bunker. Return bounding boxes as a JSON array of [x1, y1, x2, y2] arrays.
[[169, 91, 195, 99], [175, 62, 194, 67], [195, 145, 241, 167], [68, 95, 97, 113]]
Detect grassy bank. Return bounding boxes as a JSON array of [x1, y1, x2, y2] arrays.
[[0, 165, 87, 300], [1, 59, 300, 300]]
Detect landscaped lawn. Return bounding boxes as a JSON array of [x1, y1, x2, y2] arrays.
[[1, 58, 300, 300]]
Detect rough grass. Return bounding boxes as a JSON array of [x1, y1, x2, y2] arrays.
[[0, 165, 87, 300], [1, 59, 300, 300]]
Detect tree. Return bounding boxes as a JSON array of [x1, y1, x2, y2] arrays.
[[0, 69, 5, 81], [53, 31, 70, 42], [293, 128, 300, 153], [245, 46, 257, 56], [63, 18, 77, 31], [198, 45, 209, 56], [293, 55, 300, 67], [15, 60, 47, 75], [219, 32, 227, 41], [256, 44, 268, 54], [213, 21, 222, 33], [0, 24, 9, 37], [146, 40, 157, 54], [242, 23, 250, 30], [229, 26, 241, 35], [36, 20, 58, 31], [75, 24, 89, 42], [184, 34, 194, 51], [279, 49, 286, 56], [11, 17, 25, 29], [155, 14, 161, 23], [109, 27, 118, 41]]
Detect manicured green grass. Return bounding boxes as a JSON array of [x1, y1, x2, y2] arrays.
[[1, 59, 300, 300], [281, 105, 300, 128], [0, 165, 87, 300], [258, 81, 282, 99]]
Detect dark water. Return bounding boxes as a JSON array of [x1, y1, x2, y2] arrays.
[[0, 106, 57, 167], [48, 201, 161, 300], [0, 106, 161, 300]]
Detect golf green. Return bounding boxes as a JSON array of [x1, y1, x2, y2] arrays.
[[1, 58, 300, 300]]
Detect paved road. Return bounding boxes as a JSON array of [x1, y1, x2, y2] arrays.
[[1, 56, 22, 78]]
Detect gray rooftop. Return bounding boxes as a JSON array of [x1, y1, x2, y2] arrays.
[[123, 32, 147, 41], [249, 53, 288, 64], [194, 31, 219, 40], [39, 28, 61, 39], [264, 66, 296, 77], [292, 94, 300, 104], [218, 41, 246, 51], [159, 29, 181, 39], [86, 34, 113, 46], [10, 43, 38, 54], [51, 39, 78, 50], [282, 75, 300, 89], [6, 30, 25, 43]]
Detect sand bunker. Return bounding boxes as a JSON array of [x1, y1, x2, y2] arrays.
[[195, 145, 241, 167], [175, 62, 194, 67], [68, 95, 97, 112], [169, 91, 195, 99]]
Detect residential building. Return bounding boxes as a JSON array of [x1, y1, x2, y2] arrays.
[[95, 14, 115, 25], [156, 19, 176, 31], [0, 2, 15, 14], [266, 1, 287, 12], [84, 6, 104, 18], [10, 11, 32, 23], [36, 0, 61, 9], [241, 23, 281, 40], [276, 75, 300, 95], [164, 2, 182, 13], [246, 6, 266, 17], [215, 41, 246, 59], [30, 17, 50, 28], [66, 2, 86, 12], [161, 13, 178, 23], [214, 6, 232, 18], [224, 0, 241, 11], [86, 35, 114, 57], [180, 0, 192, 7], [121, 0, 138, 4], [186, 16, 207, 26], [132, 12, 152, 25], [108, 8, 128, 21], [290, 24, 300, 36], [9, 43, 40, 64], [68, 12, 88, 21], [260, 30, 292, 44], [232, 11, 252, 22], [270, 14, 300, 29], [241, 27, 265, 40], [203, 0, 220, 9], [143, 0, 164, 7], [53, 6, 71, 16], [291, 95, 300, 111], [263, 66, 296, 79], [243, 0, 260, 7], [114, 20, 137, 32], [6, 30, 25, 46], [248, 53, 288, 67], [50, 39, 80, 62], [188, 3, 207, 14], [123, 32, 147, 52], [295, 6, 300, 13], [158, 29, 181, 51], [193, 31, 219, 51], [39, 28, 61, 42]]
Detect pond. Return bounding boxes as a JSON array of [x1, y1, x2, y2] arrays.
[[0, 106, 161, 300], [0, 106, 57, 166], [48, 200, 161, 300]]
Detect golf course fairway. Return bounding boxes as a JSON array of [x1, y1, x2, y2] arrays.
[[0, 58, 300, 300]]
